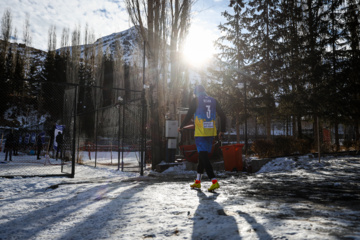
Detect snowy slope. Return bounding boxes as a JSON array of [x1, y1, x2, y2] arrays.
[[56, 26, 142, 64]]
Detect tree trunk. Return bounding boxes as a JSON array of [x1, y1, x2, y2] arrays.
[[334, 121, 339, 152], [149, 93, 163, 169], [297, 115, 302, 139], [255, 117, 258, 141], [236, 115, 240, 144], [314, 116, 320, 151], [292, 115, 296, 138], [355, 121, 359, 141], [266, 109, 271, 139]]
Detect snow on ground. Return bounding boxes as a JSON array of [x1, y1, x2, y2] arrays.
[[1, 152, 360, 239], [0, 150, 142, 177]]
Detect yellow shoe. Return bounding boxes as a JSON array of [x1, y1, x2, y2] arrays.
[[190, 180, 201, 189], [208, 181, 220, 192]]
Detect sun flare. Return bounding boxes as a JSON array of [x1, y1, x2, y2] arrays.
[[182, 27, 215, 67]]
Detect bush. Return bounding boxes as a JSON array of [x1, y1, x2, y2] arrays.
[[252, 136, 312, 158], [342, 139, 353, 151], [251, 139, 274, 158], [273, 136, 295, 156], [294, 138, 312, 154], [355, 141, 360, 152], [321, 143, 333, 153]]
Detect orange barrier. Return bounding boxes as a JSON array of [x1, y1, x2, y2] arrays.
[[219, 144, 244, 171], [179, 143, 215, 163]]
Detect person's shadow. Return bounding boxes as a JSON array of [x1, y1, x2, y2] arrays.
[[192, 190, 241, 240]]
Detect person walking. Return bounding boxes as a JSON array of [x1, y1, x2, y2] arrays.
[[36, 134, 43, 160], [13, 132, 19, 156], [179, 85, 226, 192], [56, 132, 63, 160], [48, 122, 56, 151], [4, 132, 14, 161]]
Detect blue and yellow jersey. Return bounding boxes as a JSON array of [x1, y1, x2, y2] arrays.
[[194, 95, 217, 137]]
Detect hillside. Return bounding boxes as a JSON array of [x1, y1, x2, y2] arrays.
[[56, 26, 142, 64]]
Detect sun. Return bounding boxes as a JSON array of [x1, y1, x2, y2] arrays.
[[182, 27, 215, 67]]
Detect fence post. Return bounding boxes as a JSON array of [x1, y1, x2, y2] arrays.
[[71, 86, 78, 178], [95, 94, 98, 168], [117, 97, 121, 171], [121, 103, 125, 171], [317, 116, 321, 162], [140, 41, 146, 176]]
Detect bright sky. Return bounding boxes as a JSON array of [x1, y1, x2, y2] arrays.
[[0, 0, 228, 65]]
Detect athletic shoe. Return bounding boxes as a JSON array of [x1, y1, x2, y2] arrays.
[[208, 180, 220, 191], [190, 180, 201, 189]]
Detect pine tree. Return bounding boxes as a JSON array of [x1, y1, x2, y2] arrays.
[[78, 62, 86, 113], [103, 51, 114, 107], [275, 0, 308, 138], [4, 45, 14, 95], [28, 60, 41, 96], [342, 0, 360, 140], [213, 0, 248, 145], [245, 0, 279, 139], [13, 49, 24, 95], [0, 45, 13, 116], [305, 0, 336, 146], [53, 52, 66, 117], [41, 50, 56, 117], [320, 0, 347, 149], [0, 49, 8, 115], [0, 9, 12, 115]]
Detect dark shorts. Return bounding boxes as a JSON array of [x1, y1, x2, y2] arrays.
[[195, 137, 214, 153]]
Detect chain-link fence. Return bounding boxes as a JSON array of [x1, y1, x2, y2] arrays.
[[75, 86, 146, 173], [0, 79, 74, 177], [0, 79, 146, 178]]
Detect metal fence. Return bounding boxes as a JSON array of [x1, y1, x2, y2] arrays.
[[0, 79, 146, 178], [75, 86, 146, 173], [0, 80, 74, 177]]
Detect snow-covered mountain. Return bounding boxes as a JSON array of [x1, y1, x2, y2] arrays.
[[94, 25, 142, 62], [0, 40, 47, 71], [56, 25, 143, 64], [0, 26, 144, 82]]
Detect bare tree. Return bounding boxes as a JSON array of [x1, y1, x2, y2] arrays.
[[83, 23, 90, 68], [125, 0, 168, 167], [13, 27, 17, 43], [113, 39, 124, 89], [168, 0, 192, 119], [11, 27, 17, 81], [1, 9, 12, 58], [66, 24, 80, 84], [48, 25, 57, 52], [89, 31, 96, 81], [94, 35, 104, 110], [60, 27, 70, 55], [125, 0, 193, 167], [23, 14, 32, 47], [23, 14, 32, 78], [82, 23, 96, 87]]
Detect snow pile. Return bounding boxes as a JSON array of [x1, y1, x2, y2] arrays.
[[257, 157, 296, 173], [161, 162, 189, 174]]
